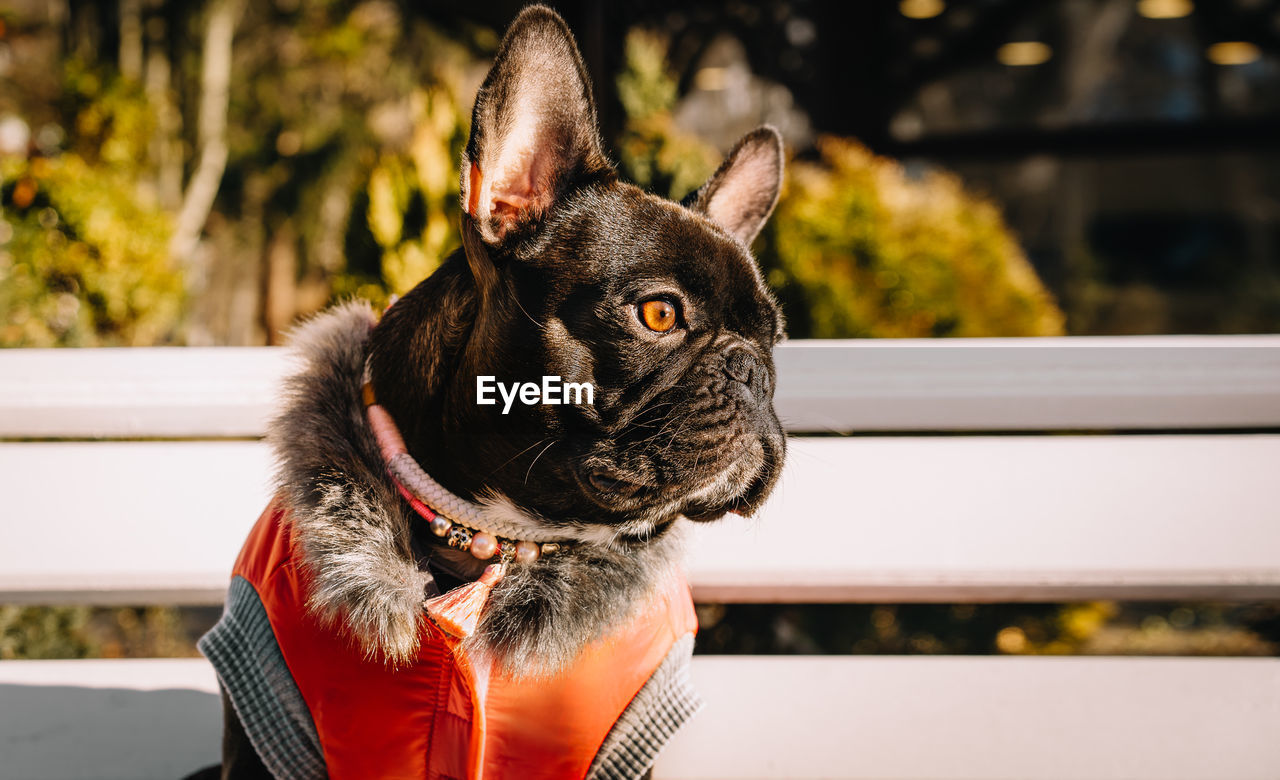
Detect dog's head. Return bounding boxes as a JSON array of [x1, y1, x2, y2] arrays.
[[370, 6, 785, 544]]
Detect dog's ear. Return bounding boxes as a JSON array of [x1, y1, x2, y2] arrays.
[[461, 5, 611, 247], [688, 126, 785, 246]]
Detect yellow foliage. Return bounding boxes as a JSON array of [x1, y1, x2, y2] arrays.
[[1, 65, 180, 348], [762, 138, 1065, 338], [368, 157, 408, 248], [1058, 601, 1119, 643], [1, 155, 180, 347]]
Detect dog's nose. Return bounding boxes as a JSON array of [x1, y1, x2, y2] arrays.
[[724, 348, 768, 398]]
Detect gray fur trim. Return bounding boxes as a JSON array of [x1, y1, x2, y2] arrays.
[[270, 301, 686, 676], [269, 301, 433, 666]]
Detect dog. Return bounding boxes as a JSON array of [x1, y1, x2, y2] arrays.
[[197, 6, 786, 779]]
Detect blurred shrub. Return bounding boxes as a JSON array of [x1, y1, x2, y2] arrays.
[[90, 606, 201, 658], [0, 605, 94, 659], [1, 72, 180, 348], [759, 138, 1065, 338], [697, 601, 1278, 657], [615, 30, 719, 201], [0, 605, 213, 660]]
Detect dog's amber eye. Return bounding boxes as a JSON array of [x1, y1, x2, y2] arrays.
[[640, 299, 678, 332]]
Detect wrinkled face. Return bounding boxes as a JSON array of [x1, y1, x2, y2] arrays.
[[492, 185, 785, 535]]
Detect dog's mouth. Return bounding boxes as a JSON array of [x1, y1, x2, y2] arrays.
[[678, 433, 783, 523], [683, 467, 774, 523]]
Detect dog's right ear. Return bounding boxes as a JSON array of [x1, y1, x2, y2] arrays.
[[461, 5, 612, 248]]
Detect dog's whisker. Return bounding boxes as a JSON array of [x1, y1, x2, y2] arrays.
[[523, 439, 558, 485], [512, 295, 546, 331], [486, 437, 551, 478]]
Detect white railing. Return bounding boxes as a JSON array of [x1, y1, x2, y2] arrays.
[[1, 338, 1279, 779], [3, 337, 1279, 437]]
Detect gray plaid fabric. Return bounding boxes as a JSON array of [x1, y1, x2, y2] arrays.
[[587, 632, 704, 780], [198, 575, 327, 779]]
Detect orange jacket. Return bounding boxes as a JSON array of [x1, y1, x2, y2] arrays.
[[224, 499, 698, 779]]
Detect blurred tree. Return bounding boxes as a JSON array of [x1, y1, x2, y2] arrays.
[[1, 67, 181, 347], [1, 0, 489, 347], [202, 1, 487, 341], [347, 78, 472, 304]]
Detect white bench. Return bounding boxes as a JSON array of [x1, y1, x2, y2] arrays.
[[2, 338, 1279, 779]]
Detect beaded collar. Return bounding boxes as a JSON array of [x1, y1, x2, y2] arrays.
[[361, 378, 567, 568]]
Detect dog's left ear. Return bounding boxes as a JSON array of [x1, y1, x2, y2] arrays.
[[461, 5, 611, 246], [689, 126, 785, 246]]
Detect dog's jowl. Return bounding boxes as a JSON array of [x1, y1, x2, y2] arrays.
[[198, 5, 786, 779]]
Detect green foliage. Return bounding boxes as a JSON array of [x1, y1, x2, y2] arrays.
[[0, 605, 210, 660], [1, 73, 180, 348], [615, 30, 719, 200], [760, 138, 1065, 338], [0, 606, 94, 659]]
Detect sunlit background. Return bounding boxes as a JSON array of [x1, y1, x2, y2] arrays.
[[2, 0, 1278, 659]]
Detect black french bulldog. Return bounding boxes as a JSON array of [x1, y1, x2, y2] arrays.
[[197, 5, 786, 779]]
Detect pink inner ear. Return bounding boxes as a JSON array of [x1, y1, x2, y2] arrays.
[[490, 192, 532, 234], [493, 191, 533, 215], [479, 127, 562, 237], [467, 163, 482, 217], [703, 139, 781, 244]]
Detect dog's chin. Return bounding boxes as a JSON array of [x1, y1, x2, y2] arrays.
[[676, 431, 784, 523], [680, 467, 776, 523]]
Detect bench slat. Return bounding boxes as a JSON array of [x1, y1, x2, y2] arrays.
[[0, 348, 289, 439], [656, 655, 1280, 779], [1, 657, 1276, 780], [3, 337, 1278, 439], [4, 436, 1277, 604], [0, 659, 222, 780], [777, 336, 1280, 432]]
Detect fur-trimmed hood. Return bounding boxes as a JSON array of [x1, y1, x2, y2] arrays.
[[268, 302, 686, 676]]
